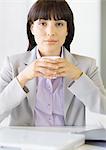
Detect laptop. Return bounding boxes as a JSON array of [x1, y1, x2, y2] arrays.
[[0, 127, 85, 150]]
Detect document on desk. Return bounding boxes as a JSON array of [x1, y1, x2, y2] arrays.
[[0, 127, 85, 150], [77, 128, 106, 141]]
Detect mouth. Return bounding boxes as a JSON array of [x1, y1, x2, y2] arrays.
[[44, 40, 58, 44]]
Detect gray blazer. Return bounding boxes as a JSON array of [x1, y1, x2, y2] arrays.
[[0, 47, 106, 126]]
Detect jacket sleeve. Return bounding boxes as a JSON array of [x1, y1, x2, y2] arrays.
[[0, 56, 27, 123], [68, 59, 106, 114]]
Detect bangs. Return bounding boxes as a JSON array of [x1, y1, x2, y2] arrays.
[[29, 1, 70, 21]]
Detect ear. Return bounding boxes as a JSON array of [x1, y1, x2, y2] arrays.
[[30, 24, 34, 35]]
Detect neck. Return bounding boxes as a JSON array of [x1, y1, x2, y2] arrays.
[[39, 48, 62, 57]]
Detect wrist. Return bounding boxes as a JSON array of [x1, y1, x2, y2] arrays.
[[17, 73, 28, 88], [75, 70, 83, 80]]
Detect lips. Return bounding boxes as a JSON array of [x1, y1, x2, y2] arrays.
[[45, 39, 58, 43]]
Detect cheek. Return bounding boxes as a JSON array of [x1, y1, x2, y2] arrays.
[[59, 31, 67, 44], [33, 30, 44, 43], [33, 27, 45, 37], [34, 30, 41, 38]]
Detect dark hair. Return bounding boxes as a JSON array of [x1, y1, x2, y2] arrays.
[[27, 0, 75, 52]]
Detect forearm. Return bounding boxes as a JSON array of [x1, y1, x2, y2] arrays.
[[68, 73, 106, 114], [0, 78, 27, 115]]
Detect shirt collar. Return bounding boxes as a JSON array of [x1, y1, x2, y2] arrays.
[[36, 46, 64, 59]]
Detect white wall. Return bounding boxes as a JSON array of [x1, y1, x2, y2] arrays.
[[69, 0, 101, 67], [0, 0, 29, 67]]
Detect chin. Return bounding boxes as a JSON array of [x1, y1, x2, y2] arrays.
[[46, 45, 60, 50]]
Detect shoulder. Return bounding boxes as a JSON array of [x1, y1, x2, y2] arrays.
[[64, 49, 97, 73], [7, 47, 36, 66], [72, 53, 96, 64], [71, 53, 97, 74], [8, 51, 31, 62], [64, 48, 96, 67]]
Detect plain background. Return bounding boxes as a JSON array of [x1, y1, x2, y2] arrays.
[[0, 0, 106, 127]]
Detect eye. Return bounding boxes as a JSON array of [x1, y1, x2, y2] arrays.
[[56, 22, 64, 27], [38, 20, 47, 26], [41, 22, 47, 26]]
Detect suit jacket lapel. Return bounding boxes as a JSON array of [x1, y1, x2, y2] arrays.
[[18, 47, 37, 113], [63, 48, 78, 119], [26, 48, 37, 112]]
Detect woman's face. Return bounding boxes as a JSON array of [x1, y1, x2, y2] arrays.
[[31, 19, 68, 56]]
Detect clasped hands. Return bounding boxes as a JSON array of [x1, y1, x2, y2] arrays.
[[36, 57, 82, 80], [21, 57, 82, 80], [17, 57, 82, 87]]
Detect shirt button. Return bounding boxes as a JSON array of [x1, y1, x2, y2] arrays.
[[48, 86, 53, 92], [49, 87, 52, 91]]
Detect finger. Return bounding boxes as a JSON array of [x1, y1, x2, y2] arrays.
[[57, 71, 66, 77], [36, 58, 66, 70], [41, 61, 59, 70], [35, 65, 59, 79], [57, 63, 66, 69], [55, 58, 65, 63], [35, 71, 44, 77], [41, 58, 59, 64], [57, 67, 66, 74], [35, 70, 56, 79], [35, 66, 57, 76], [36, 59, 59, 70]]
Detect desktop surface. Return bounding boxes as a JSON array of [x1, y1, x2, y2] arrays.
[[0, 126, 106, 150], [0, 127, 84, 150]]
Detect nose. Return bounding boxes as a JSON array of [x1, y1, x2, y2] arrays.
[[46, 24, 56, 36]]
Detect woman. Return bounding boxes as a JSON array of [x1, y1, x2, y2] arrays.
[[0, 0, 106, 126]]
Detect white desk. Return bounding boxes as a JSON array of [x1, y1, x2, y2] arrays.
[[0, 126, 105, 150]]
